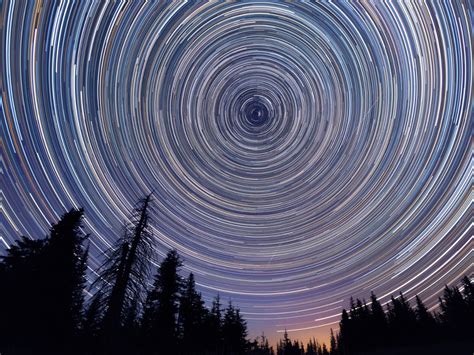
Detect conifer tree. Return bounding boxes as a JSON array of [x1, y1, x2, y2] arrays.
[[260, 333, 273, 355], [208, 294, 224, 352], [387, 292, 417, 346], [222, 301, 248, 353], [83, 291, 104, 334], [142, 249, 183, 352], [329, 328, 337, 355], [306, 338, 317, 355], [178, 273, 208, 352], [338, 308, 351, 354], [321, 343, 329, 355], [46, 208, 89, 345], [93, 195, 154, 344], [439, 284, 470, 339], [0, 209, 88, 352], [82, 291, 105, 350], [0, 237, 47, 351], [369, 292, 386, 349], [413, 294, 437, 343]]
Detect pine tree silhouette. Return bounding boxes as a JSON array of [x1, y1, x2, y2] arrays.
[[46, 209, 88, 345], [2, 199, 472, 355], [305, 338, 317, 355], [178, 272, 209, 353], [329, 328, 337, 355], [338, 308, 351, 354], [414, 294, 437, 342], [82, 290, 105, 350], [248, 332, 274, 355], [222, 301, 248, 354], [0, 237, 47, 352], [368, 291, 386, 349], [387, 292, 417, 346], [92, 195, 155, 352], [439, 283, 471, 340], [0, 208, 88, 353], [321, 343, 329, 355], [260, 333, 273, 355], [207, 294, 224, 353], [142, 249, 183, 353]]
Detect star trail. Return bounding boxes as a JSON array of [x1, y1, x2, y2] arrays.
[[1, 1, 472, 344]]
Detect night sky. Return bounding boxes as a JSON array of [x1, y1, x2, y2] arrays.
[[1, 1, 472, 346]]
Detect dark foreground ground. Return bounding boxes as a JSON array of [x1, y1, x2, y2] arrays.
[[348, 341, 472, 355], [2, 341, 473, 355]]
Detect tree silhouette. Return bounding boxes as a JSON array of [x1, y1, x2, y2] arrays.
[[338, 308, 351, 354], [178, 272, 209, 353], [321, 343, 329, 355], [337, 280, 474, 354], [438, 283, 471, 340], [82, 290, 105, 351], [222, 301, 248, 354], [46, 209, 89, 347], [1, 201, 472, 354], [248, 332, 274, 355], [305, 338, 317, 355], [207, 294, 224, 353], [0, 236, 47, 352], [329, 328, 337, 355], [339, 297, 372, 352], [368, 291, 386, 349], [0, 202, 256, 354], [277, 330, 289, 355], [142, 249, 183, 353], [386, 292, 417, 346], [92, 195, 154, 350], [414, 294, 437, 342], [276, 330, 307, 355], [0, 208, 88, 353]]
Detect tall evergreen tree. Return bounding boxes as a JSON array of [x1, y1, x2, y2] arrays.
[[222, 301, 248, 354], [276, 330, 305, 355], [277, 330, 289, 355], [439, 284, 471, 340], [414, 294, 437, 342], [369, 292, 386, 349], [356, 298, 371, 349], [207, 294, 224, 352], [84, 292, 104, 330], [178, 273, 209, 352], [82, 291, 105, 350], [342, 297, 371, 352], [329, 328, 337, 355], [46, 208, 89, 345], [142, 249, 183, 353], [0, 208, 88, 352], [386, 292, 417, 346], [92, 195, 154, 349], [259, 333, 274, 355], [338, 308, 351, 354], [0, 237, 47, 351]]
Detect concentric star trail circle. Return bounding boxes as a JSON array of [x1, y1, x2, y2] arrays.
[[1, 1, 472, 342]]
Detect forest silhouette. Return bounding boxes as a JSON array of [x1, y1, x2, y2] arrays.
[[0, 195, 472, 354]]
